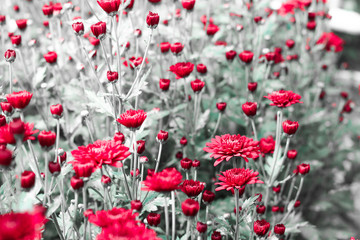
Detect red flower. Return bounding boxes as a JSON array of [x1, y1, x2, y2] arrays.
[[253, 219, 270, 236], [196, 222, 207, 233], [282, 120, 299, 135], [248, 82, 258, 92], [0, 120, 38, 145], [264, 90, 303, 108], [16, 19, 27, 30], [147, 213, 161, 226], [160, 42, 170, 53], [203, 134, 260, 166], [146, 11, 160, 29], [4, 49, 16, 63], [191, 79, 205, 93], [182, 0, 196, 10], [202, 190, 215, 203], [38, 130, 56, 149], [116, 109, 147, 130], [182, 198, 200, 217], [0, 146, 13, 166], [159, 78, 170, 91], [113, 132, 125, 143], [70, 175, 84, 190], [242, 102, 257, 117], [107, 71, 119, 83], [206, 24, 220, 36], [170, 42, 184, 55], [70, 139, 131, 169], [211, 231, 222, 240], [316, 32, 344, 52], [215, 168, 263, 191], [43, 51, 58, 64], [274, 223, 286, 236], [142, 167, 183, 192], [101, 175, 112, 185], [97, 0, 121, 15], [239, 51, 254, 64], [130, 200, 143, 211], [287, 149, 297, 159], [88, 207, 137, 228], [91, 21, 107, 39], [297, 163, 310, 175], [180, 179, 205, 197], [259, 136, 275, 154], [72, 22, 84, 35], [226, 50, 237, 61], [50, 104, 63, 118], [180, 158, 193, 170], [11, 35, 22, 46], [21, 170, 36, 189], [169, 62, 194, 79], [216, 102, 227, 112], [0, 206, 47, 240], [0, 102, 13, 116], [197, 64, 207, 75], [157, 130, 169, 142], [6, 90, 33, 109]]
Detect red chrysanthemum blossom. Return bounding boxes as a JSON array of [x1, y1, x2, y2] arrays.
[[316, 32, 344, 52], [88, 208, 137, 228], [70, 139, 131, 169], [116, 109, 147, 130], [142, 167, 183, 192], [0, 206, 47, 240], [169, 62, 194, 79], [215, 168, 263, 191], [0, 121, 38, 145], [264, 90, 303, 108], [6, 90, 33, 109], [95, 221, 161, 240], [180, 179, 205, 197], [203, 134, 260, 166]]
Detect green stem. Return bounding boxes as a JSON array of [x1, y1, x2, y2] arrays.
[[171, 191, 176, 240], [154, 143, 163, 173], [164, 195, 170, 240], [210, 113, 222, 139], [234, 188, 240, 240], [100, 39, 112, 71], [281, 177, 304, 222], [121, 164, 132, 200], [8, 63, 12, 93]]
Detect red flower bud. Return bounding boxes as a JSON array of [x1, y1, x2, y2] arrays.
[[73, 163, 94, 178], [89, 37, 100, 46], [202, 190, 215, 204], [0, 147, 13, 166], [197, 64, 207, 75], [297, 163, 310, 175], [21, 170, 36, 189], [107, 71, 119, 83], [274, 224, 285, 236], [256, 205, 266, 214], [130, 169, 140, 177], [114, 132, 125, 143], [101, 175, 111, 186], [131, 200, 143, 211], [254, 16, 263, 24], [72, 22, 84, 35], [175, 151, 183, 160], [180, 158, 192, 170], [272, 185, 281, 193], [16, 19, 27, 30], [282, 120, 299, 135], [0, 115, 6, 127], [253, 219, 270, 236], [216, 102, 227, 112], [38, 130, 56, 149], [248, 82, 258, 92], [134, 29, 142, 38], [294, 200, 301, 208], [44, 51, 58, 64], [239, 50, 254, 64], [306, 20, 316, 30], [71, 175, 84, 190], [0, 15, 6, 25], [191, 79, 205, 93], [170, 42, 184, 55], [225, 50, 237, 61], [9, 118, 25, 135], [182, 198, 199, 217], [157, 130, 169, 142], [272, 206, 279, 212], [160, 42, 170, 53], [340, 91, 348, 99], [11, 35, 22, 46], [287, 149, 297, 159], [146, 11, 159, 29], [242, 102, 257, 117], [211, 231, 222, 240], [4, 49, 16, 63], [6, 91, 33, 110], [196, 222, 207, 233], [1, 102, 14, 116], [147, 213, 161, 226], [286, 39, 295, 49], [159, 78, 170, 91], [50, 104, 63, 119], [91, 22, 107, 39], [58, 149, 67, 164], [137, 140, 146, 154], [97, 0, 121, 15], [42, 4, 54, 16], [206, 24, 219, 36], [180, 136, 188, 146], [140, 156, 149, 164], [192, 159, 200, 168], [48, 161, 61, 175], [182, 0, 196, 11]]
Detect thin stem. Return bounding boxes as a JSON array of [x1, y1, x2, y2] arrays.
[[43, 152, 49, 206], [281, 177, 304, 222], [8, 63, 12, 93], [194, 169, 197, 181], [18, 48, 30, 76], [100, 40, 112, 71], [249, 208, 257, 240], [280, 162, 293, 197], [154, 143, 163, 173], [205, 205, 209, 222], [285, 177, 296, 205], [121, 164, 132, 200], [234, 189, 240, 240], [85, 119, 95, 143], [210, 113, 222, 139], [58, 178, 66, 233], [171, 191, 176, 240], [26, 141, 44, 187], [113, 15, 123, 119], [132, 131, 138, 199], [52, 213, 65, 240], [186, 218, 191, 240], [269, 110, 283, 184], [164, 195, 170, 240], [54, 119, 60, 163], [82, 185, 88, 240], [250, 118, 265, 176]]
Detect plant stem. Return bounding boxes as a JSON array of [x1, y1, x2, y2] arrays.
[[234, 188, 240, 240], [85, 119, 95, 143], [100, 39, 112, 71], [43, 152, 49, 206], [164, 195, 170, 240], [82, 184, 88, 240], [8, 63, 12, 93], [186, 218, 192, 240], [249, 208, 257, 240], [171, 191, 176, 240], [132, 131, 138, 199], [281, 177, 304, 222], [121, 164, 132, 200], [210, 113, 222, 139], [54, 119, 60, 163], [154, 143, 163, 173], [205, 205, 209, 222], [285, 177, 296, 206], [26, 141, 44, 187]]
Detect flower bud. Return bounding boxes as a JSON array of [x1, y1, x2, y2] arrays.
[[50, 104, 63, 119], [274, 224, 285, 237], [9, 118, 25, 135], [73, 163, 94, 178], [71, 175, 84, 190], [137, 140, 146, 154], [180, 136, 187, 146], [0, 147, 13, 167], [175, 151, 183, 159], [139, 156, 149, 164], [286, 39, 295, 49], [180, 158, 192, 170], [107, 71, 119, 83], [242, 102, 257, 117], [131, 200, 143, 211], [0, 15, 6, 25], [91, 21, 107, 39], [157, 130, 169, 142], [160, 42, 170, 53], [42, 4, 54, 16], [146, 11, 159, 29], [21, 170, 36, 189], [282, 120, 299, 135], [287, 149, 297, 159], [191, 79, 205, 93], [253, 219, 270, 236], [297, 163, 310, 175], [182, 198, 199, 217], [170, 42, 183, 55], [197, 64, 207, 75], [16, 19, 27, 31], [48, 161, 61, 176], [294, 200, 301, 208], [1, 102, 14, 116], [225, 50, 237, 61], [196, 222, 207, 233], [101, 175, 111, 186], [38, 130, 56, 149], [4, 49, 16, 63], [11, 35, 22, 47], [130, 169, 140, 178], [239, 50, 254, 64], [147, 213, 161, 226], [256, 205, 266, 214], [272, 185, 281, 193], [0, 115, 6, 127], [192, 159, 200, 168], [72, 22, 84, 36], [211, 231, 222, 240], [216, 102, 227, 112], [182, 0, 196, 11], [44, 51, 58, 64], [114, 132, 125, 143], [248, 82, 258, 92], [202, 190, 215, 204]]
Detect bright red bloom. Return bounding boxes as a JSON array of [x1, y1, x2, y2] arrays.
[[264, 90, 303, 108], [180, 158, 192, 170], [239, 51, 254, 64], [215, 168, 263, 191], [116, 109, 147, 130], [107, 71, 119, 82], [91, 22, 107, 39], [191, 79, 205, 93], [43, 51, 57, 64], [50, 104, 63, 118], [70, 175, 84, 190], [182, 198, 200, 217], [274, 224, 286, 236], [146, 11, 160, 29], [216, 102, 227, 112], [11, 35, 22, 46], [203, 134, 260, 166], [282, 120, 299, 135], [142, 167, 183, 192], [169, 62, 194, 79], [6, 90, 33, 109], [182, 0, 196, 10], [160, 42, 170, 53], [16, 19, 27, 30], [226, 50, 237, 61], [316, 32, 344, 52], [259, 136, 275, 154], [197, 64, 207, 75], [0, 206, 47, 240], [0, 120, 38, 145], [206, 24, 220, 36], [159, 78, 170, 91], [287, 149, 297, 159], [88, 207, 137, 228], [297, 163, 310, 175], [97, 0, 121, 15], [196, 222, 207, 233], [4, 49, 16, 63], [202, 190, 215, 203], [254, 219, 270, 236], [72, 22, 84, 35], [38, 130, 56, 148], [130, 200, 143, 211], [0, 146, 13, 166], [242, 102, 257, 117], [70, 139, 131, 169], [147, 213, 161, 226], [170, 42, 184, 55], [21, 170, 36, 189], [180, 179, 205, 197]]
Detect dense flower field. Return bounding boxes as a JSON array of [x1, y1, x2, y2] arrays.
[[0, 0, 358, 239]]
